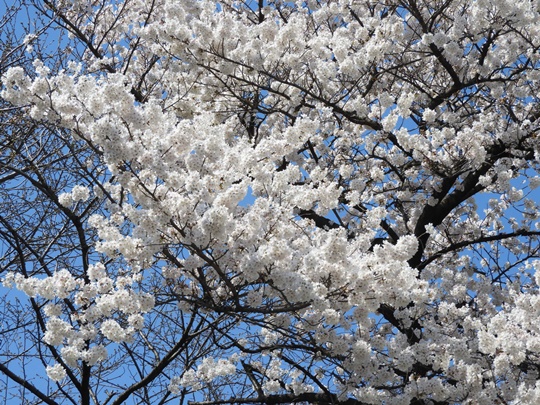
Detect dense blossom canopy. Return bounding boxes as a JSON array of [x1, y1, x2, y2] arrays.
[[2, 0, 540, 404]]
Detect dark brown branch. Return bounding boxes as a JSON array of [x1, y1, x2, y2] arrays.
[[296, 209, 340, 230], [109, 315, 202, 405], [0, 362, 60, 405], [188, 392, 371, 405], [418, 229, 540, 271]]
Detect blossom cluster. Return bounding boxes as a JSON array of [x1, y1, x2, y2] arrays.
[[3, 265, 153, 369]]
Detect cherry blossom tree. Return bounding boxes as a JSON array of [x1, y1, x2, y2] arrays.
[[2, 0, 540, 404]]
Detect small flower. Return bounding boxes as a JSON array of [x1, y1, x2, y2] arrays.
[[71, 185, 90, 202], [422, 108, 436, 123], [46, 364, 66, 381], [58, 193, 73, 207], [100, 319, 126, 342]]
